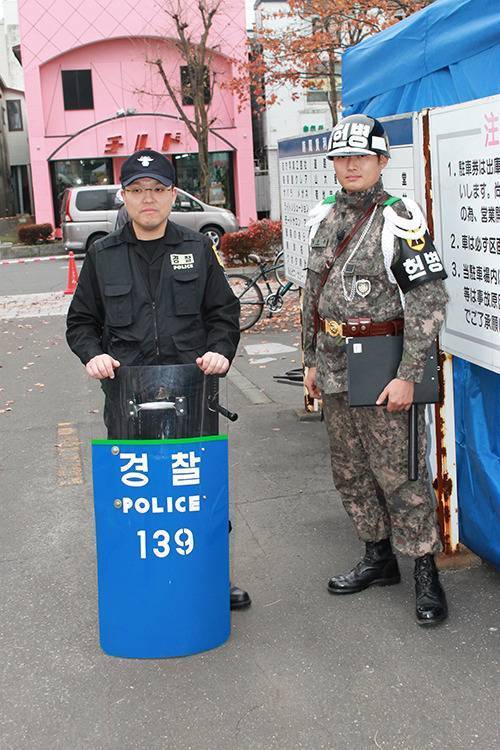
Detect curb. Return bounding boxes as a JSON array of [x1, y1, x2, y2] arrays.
[[0, 242, 66, 261]]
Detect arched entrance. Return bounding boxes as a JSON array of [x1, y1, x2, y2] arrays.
[[48, 112, 237, 223]]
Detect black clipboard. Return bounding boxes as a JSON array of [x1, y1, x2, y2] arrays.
[[346, 336, 440, 407]]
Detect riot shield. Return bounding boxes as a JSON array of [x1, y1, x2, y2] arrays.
[[105, 364, 219, 439], [92, 364, 232, 658]]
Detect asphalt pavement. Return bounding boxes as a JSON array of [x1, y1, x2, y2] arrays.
[[0, 269, 498, 750]]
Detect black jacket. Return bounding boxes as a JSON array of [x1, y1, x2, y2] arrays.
[[66, 221, 240, 367]]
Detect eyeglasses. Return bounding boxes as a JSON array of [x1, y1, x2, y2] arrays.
[[123, 186, 173, 198]]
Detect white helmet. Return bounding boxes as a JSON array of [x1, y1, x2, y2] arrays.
[[326, 114, 390, 159]]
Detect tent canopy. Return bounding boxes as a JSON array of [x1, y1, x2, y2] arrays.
[[343, 0, 500, 116]]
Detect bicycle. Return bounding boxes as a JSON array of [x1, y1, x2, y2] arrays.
[[273, 250, 300, 292], [225, 253, 298, 331]]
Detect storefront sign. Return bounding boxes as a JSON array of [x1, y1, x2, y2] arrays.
[[104, 135, 124, 154], [430, 95, 500, 373], [103, 131, 182, 155]]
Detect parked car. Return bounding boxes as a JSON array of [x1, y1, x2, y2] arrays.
[[60, 184, 239, 252]]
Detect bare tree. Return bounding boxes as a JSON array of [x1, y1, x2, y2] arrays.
[[146, 0, 226, 203]]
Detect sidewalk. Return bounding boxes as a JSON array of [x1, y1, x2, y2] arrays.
[[0, 314, 498, 750], [229, 328, 498, 750]]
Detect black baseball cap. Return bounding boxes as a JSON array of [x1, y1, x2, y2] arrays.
[[120, 149, 175, 187]]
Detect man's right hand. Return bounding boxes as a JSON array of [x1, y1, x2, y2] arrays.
[[85, 354, 121, 380], [304, 366, 321, 399]]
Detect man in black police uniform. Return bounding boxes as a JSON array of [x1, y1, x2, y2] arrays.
[[66, 149, 250, 611]]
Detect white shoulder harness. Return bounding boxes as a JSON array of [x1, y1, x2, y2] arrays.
[[306, 199, 334, 243], [381, 197, 428, 294], [306, 195, 429, 306]]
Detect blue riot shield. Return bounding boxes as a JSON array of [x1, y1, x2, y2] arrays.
[[92, 365, 230, 658]]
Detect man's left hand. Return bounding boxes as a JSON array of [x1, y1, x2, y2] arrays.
[[196, 351, 230, 375], [376, 378, 414, 412]]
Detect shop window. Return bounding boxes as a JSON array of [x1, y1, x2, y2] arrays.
[[6, 100, 23, 131], [180, 66, 211, 106], [307, 88, 329, 103], [62, 70, 94, 110], [50, 158, 113, 225], [172, 152, 234, 212], [11, 164, 32, 214]]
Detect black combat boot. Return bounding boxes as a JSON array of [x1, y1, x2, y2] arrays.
[[327, 538, 401, 594], [414, 554, 448, 626], [230, 584, 251, 610]]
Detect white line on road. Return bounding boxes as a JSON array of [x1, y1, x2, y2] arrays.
[[0, 253, 85, 266], [244, 342, 297, 355]]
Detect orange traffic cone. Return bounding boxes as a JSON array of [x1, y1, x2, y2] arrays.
[[64, 251, 79, 295]]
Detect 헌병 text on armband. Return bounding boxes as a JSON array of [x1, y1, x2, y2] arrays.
[[391, 232, 448, 293]]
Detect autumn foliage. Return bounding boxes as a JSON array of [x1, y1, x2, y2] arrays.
[[231, 1, 431, 124], [220, 219, 282, 266]]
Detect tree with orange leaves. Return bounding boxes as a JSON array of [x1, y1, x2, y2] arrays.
[[244, 1, 431, 126]]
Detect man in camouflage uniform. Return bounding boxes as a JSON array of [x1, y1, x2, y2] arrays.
[[303, 114, 449, 625]]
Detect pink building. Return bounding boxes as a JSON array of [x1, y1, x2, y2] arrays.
[[18, 0, 256, 227]]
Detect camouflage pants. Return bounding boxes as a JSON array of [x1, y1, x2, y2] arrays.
[[322, 393, 442, 558]]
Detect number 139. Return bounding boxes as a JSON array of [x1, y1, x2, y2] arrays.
[[136, 529, 194, 559]]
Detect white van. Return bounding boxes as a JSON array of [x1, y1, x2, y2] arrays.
[[60, 184, 239, 251]]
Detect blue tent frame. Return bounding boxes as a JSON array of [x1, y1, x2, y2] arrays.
[[342, 0, 500, 567]]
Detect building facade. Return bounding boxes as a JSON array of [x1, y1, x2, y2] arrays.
[[254, 0, 337, 219], [0, 0, 31, 216], [18, 0, 256, 227]]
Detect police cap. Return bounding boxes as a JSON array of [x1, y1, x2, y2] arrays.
[[121, 149, 175, 187]]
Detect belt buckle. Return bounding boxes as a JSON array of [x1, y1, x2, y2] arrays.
[[325, 319, 343, 338]]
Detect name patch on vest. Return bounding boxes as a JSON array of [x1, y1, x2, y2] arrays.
[[170, 253, 194, 270]]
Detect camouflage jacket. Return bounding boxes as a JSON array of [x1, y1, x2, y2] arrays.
[[302, 179, 449, 394]]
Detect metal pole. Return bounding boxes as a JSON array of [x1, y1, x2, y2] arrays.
[[433, 354, 460, 553]]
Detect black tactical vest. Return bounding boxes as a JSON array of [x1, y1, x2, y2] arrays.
[[93, 226, 211, 366]]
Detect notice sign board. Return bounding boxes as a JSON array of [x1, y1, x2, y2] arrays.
[[92, 436, 230, 658], [380, 113, 422, 205], [430, 95, 500, 373], [278, 131, 340, 288]]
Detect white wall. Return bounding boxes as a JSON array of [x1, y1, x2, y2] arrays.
[[254, 1, 332, 218], [0, 1, 24, 91], [0, 1, 31, 212], [4, 89, 29, 165]]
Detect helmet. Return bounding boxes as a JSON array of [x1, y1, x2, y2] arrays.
[[326, 114, 390, 159]]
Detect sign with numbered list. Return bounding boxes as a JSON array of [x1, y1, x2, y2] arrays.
[[92, 435, 230, 658], [277, 114, 422, 288], [430, 95, 500, 373]]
